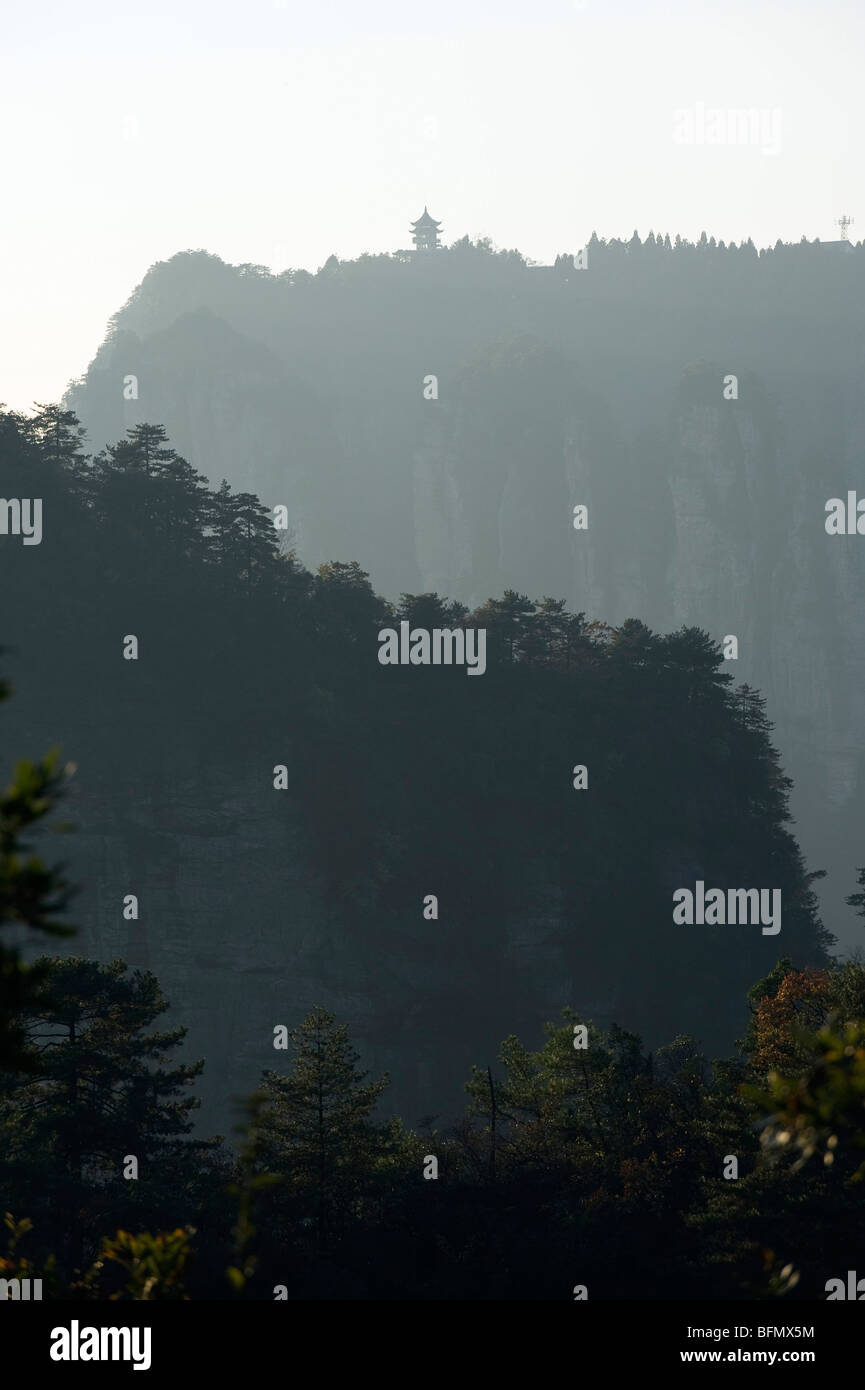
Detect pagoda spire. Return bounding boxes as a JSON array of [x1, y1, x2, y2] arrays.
[[409, 206, 442, 250]]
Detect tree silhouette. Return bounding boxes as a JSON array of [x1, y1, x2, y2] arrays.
[[0, 677, 75, 1073], [1, 956, 208, 1271], [257, 1007, 389, 1249]]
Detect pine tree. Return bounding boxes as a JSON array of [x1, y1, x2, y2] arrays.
[[257, 1007, 389, 1248], [205, 483, 280, 594], [313, 561, 389, 643], [1, 956, 207, 1269], [90, 423, 210, 575], [520, 596, 569, 667], [471, 589, 535, 664], [24, 404, 89, 479], [396, 592, 469, 630], [466, 1011, 644, 1174]]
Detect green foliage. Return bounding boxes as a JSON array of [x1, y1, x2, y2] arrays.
[[0, 680, 76, 1073], [0, 1212, 57, 1296], [4, 955, 203, 1159], [257, 1008, 390, 1250], [0, 955, 214, 1273], [750, 1020, 865, 1181], [86, 1227, 194, 1300], [4, 969, 865, 1299], [466, 1011, 641, 1169]]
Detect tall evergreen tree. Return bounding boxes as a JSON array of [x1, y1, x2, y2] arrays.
[[257, 1008, 389, 1248], [24, 403, 89, 479], [205, 481, 280, 593], [90, 423, 210, 577], [471, 589, 535, 664], [1, 956, 208, 1270]]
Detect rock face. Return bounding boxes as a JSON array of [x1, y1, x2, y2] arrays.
[[59, 244, 865, 1115], [33, 767, 578, 1137]]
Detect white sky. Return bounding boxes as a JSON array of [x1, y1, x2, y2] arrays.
[[1, 0, 862, 410]]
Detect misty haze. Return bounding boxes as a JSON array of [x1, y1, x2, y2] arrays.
[[2, 0, 864, 1325]]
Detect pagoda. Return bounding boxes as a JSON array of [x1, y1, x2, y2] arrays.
[[409, 207, 442, 250]]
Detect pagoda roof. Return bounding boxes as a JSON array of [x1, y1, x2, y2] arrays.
[[410, 206, 442, 229]]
